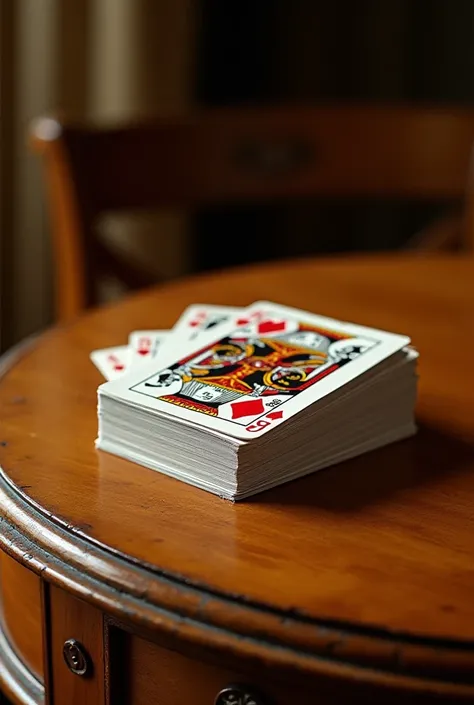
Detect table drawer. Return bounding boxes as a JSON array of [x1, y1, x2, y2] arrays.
[[48, 584, 105, 705], [47, 589, 450, 705], [114, 630, 333, 705], [48, 586, 323, 705], [0, 552, 44, 683]]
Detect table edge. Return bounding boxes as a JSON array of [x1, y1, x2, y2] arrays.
[[2, 473, 474, 698], [2, 274, 474, 697], [0, 609, 44, 705]]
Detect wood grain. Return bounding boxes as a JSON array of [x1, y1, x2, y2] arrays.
[[0, 552, 44, 681], [30, 106, 474, 322], [32, 107, 474, 207], [0, 254, 474, 701], [0, 615, 44, 705], [123, 631, 329, 705], [48, 585, 104, 705]]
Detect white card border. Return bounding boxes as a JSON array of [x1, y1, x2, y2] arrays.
[[90, 344, 131, 381], [153, 304, 243, 365], [128, 330, 169, 363], [99, 301, 410, 440]]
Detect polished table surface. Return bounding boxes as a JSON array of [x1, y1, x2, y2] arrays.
[[1, 253, 474, 704]]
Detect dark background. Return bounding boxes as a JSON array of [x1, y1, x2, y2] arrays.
[[193, 0, 474, 271], [2, 0, 474, 349]]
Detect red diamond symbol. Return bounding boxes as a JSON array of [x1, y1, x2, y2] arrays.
[[231, 398, 265, 419], [113, 363, 124, 371], [267, 410, 283, 420], [258, 320, 287, 335], [236, 317, 250, 325]]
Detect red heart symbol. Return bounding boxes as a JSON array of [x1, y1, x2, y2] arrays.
[[189, 320, 199, 327], [267, 410, 283, 420], [113, 363, 124, 371], [258, 320, 287, 335], [236, 317, 250, 325], [137, 349, 149, 356]]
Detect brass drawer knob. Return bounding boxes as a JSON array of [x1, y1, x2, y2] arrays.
[[215, 684, 267, 705], [63, 638, 90, 676]]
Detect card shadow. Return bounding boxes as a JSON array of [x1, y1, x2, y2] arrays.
[[248, 419, 474, 512]]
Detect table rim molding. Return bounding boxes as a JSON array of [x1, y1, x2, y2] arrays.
[[1, 340, 474, 700]]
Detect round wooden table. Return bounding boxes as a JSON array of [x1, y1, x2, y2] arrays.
[[1, 254, 473, 705]]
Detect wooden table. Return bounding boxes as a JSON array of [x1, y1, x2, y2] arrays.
[[1, 254, 473, 705]]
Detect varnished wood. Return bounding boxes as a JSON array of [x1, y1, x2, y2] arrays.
[[31, 106, 474, 323], [0, 617, 43, 705], [124, 631, 328, 705], [0, 553, 44, 681], [1, 254, 474, 703], [48, 586, 104, 705], [30, 120, 89, 325]]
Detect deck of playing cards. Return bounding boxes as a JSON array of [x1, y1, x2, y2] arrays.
[[92, 302, 418, 500]]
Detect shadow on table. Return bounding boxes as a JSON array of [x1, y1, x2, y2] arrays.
[[251, 420, 474, 512]]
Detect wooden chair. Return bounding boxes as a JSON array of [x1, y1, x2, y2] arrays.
[[31, 106, 474, 324]]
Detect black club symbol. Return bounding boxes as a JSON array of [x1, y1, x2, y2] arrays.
[[338, 344, 364, 360]]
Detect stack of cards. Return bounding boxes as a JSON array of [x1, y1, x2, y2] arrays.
[[92, 302, 418, 501]]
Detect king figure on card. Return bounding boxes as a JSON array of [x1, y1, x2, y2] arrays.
[[96, 300, 416, 499], [133, 320, 376, 424]]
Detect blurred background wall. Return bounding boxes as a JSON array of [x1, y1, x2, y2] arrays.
[[195, 0, 474, 271], [0, 0, 195, 349], [1, 0, 474, 350]]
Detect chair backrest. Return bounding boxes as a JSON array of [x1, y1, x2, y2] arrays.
[[31, 106, 474, 322]]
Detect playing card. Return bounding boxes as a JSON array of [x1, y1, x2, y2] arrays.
[[171, 304, 243, 341], [128, 330, 168, 365], [154, 304, 266, 365], [100, 301, 410, 440], [90, 345, 131, 381]]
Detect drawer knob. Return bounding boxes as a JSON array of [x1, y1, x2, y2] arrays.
[[215, 684, 267, 705], [63, 638, 90, 676]]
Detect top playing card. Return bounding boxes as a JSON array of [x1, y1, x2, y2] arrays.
[[100, 301, 410, 440]]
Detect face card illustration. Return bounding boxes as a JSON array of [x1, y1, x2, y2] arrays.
[[102, 301, 410, 440], [130, 313, 381, 431]]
